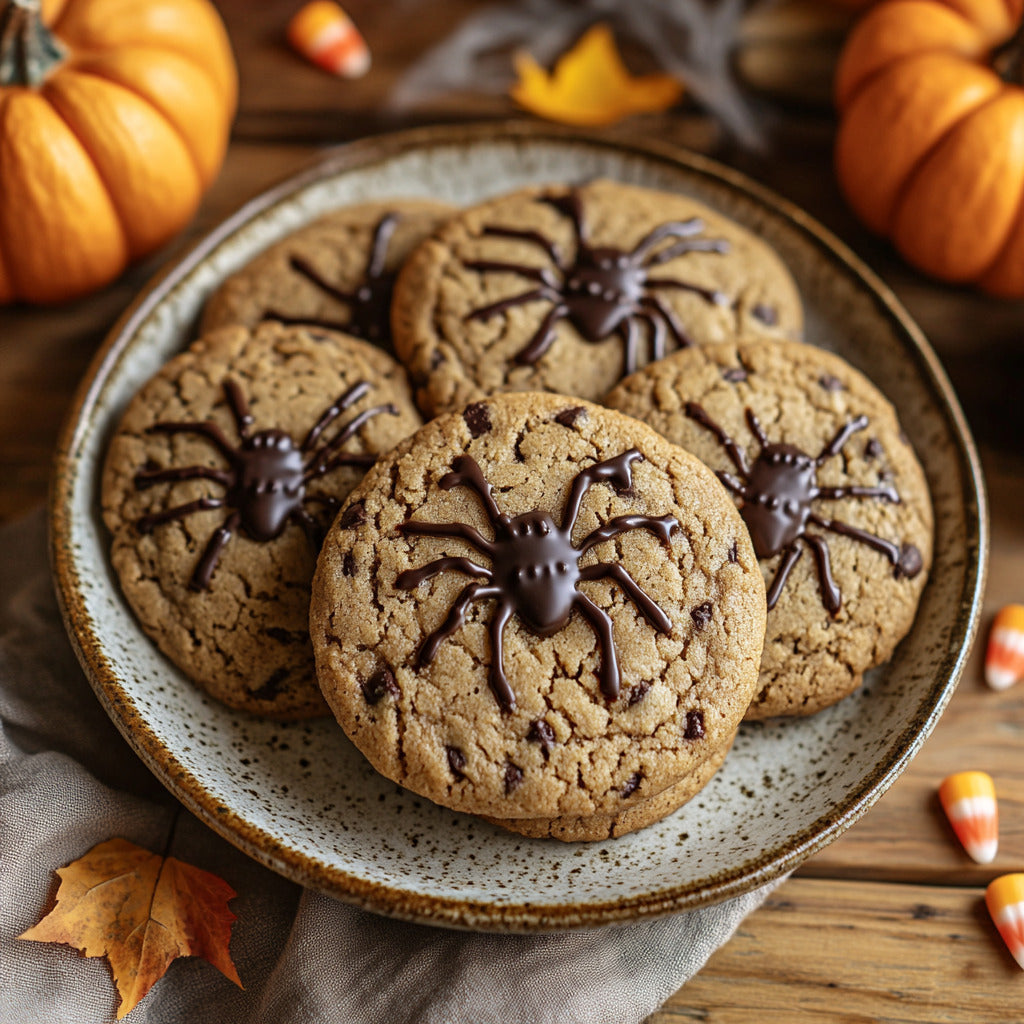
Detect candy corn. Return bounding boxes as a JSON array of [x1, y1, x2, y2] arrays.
[[986, 874, 1024, 970], [287, 2, 371, 79], [985, 604, 1024, 690], [939, 770, 998, 864]]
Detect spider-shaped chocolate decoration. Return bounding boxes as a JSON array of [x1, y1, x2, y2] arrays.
[[395, 449, 678, 710], [263, 212, 399, 345], [134, 378, 397, 590], [463, 190, 730, 374], [684, 403, 923, 615]]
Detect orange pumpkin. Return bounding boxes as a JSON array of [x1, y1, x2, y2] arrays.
[[0, 0, 236, 304], [835, 0, 1024, 295]]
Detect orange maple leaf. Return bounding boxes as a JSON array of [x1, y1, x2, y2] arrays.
[[20, 837, 242, 1019], [510, 23, 684, 127]]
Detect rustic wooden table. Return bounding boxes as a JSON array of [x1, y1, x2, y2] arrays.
[[2, 2, 1022, 1020]]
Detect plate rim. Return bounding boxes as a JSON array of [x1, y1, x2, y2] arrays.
[[49, 120, 989, 931]]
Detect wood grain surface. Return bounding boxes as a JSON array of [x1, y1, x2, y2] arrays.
[[1, 2, 1022, 1020]]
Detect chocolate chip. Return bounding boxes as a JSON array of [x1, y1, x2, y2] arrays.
[[690, 602, 713, 630], [514, 433, 526, 463], [342, 551, 356, 576], [338, 501, 366, 529], [249, 666, 289, 702], [819, 374, 844, 392], [627, 680, 651, 707], [504, 762, 524, 795], [683, 710, 705, 740], [446, 746, 467, 778], [865, 438, 884, 460], [722, 367, 748, 383], [728, 539, 740, 563], [554, 405, 586, 428], [620, 772, 642, 798], [751, 303, 778, 326], [527, 719, 556, 758], [361, 666, 399, 705], [463, 402, 492, 437], [895, 543, 923, 580]]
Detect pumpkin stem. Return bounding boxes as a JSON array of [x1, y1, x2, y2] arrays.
[[993, 21, 1024, 83], [0, 0, 65, 88]]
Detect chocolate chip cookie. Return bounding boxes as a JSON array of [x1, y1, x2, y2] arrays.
[[101, 323, 423, 718], [605, 338, 933, 718], [391, 179, 803, 416], [311, 392, 767, 829]]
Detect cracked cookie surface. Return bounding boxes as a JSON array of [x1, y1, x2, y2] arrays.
[[391, 179, 803, 416], [200, 198, 454, 350], [605, 338, 933, 719], [101, 323, 423, 719], [311, 392, 766, 821]]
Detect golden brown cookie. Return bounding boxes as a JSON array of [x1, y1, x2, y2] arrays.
[[605, 338, 933, 719], [392, 179, 803, 416], [101, 323, 423, 718], [311, 392, 766, 824], [200, 198, 454, 350]]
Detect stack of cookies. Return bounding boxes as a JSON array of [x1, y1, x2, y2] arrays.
[[101, 179, 932, 842]]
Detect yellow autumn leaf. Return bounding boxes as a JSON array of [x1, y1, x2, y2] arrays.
[[511, 24, 684, 127], [20, 837, 241, 1019]]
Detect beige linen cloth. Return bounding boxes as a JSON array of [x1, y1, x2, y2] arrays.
[[0, 510, 782, 1024]]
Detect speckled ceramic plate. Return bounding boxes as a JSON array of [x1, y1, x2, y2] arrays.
[[51, 122, 987, 932]]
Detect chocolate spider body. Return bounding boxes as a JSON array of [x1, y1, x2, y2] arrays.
[[396, 450, 678, 710], [263, 212, 399, 344], [135, 378, 397, 590], [684, 402, 923, 615], [464, 191, 730, 374]]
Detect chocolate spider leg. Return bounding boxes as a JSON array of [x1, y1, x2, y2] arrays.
[[817, 482, 899, 503], [578, 514, 677, 554], [638, 295, 695, 348], [291, 506, 325, 552], [621, 316, 640, 375], [133, 465, 232, 490], [580, 562, 672, 634], [487, 600, 517, 710], [440, 455, 504, 532], [462, 261, 559, 289], [540, 192, 588, 246], [222, 379, 254, 439], [136, 496, 225, 533], [146, 419, 237, 461], [414, 581, 501, 665], [744, 409, 770, 449], [809, 512, 922, 578], [365, 213, 399, 280], [637, 309, 667, 364], [302, 381, 370, 451], [190, 510, 241, 591], [396, 554, 493, 588], [765, 543, 803, 610], [288, 255, 358, 304], [464, 286, 557, 324], [684, 403, 750, 475], [398, 521, 496, 558], [481, 225, 562, 265], [644, 277, 727, 306], [573, 592, 621, 700], [514, 302, 570, 365], [802, 533, 842, 615], [642, 236, 731, 267], [560, 449, 643, 534], [628, 218, 706, 261], [305, 403, 398, 478], [715, 470, 750, 499], [818, 415, 870, 463]]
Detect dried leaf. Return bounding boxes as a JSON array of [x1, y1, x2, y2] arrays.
[[510, 23, 684, 126], [20, 837, 241, 1019]]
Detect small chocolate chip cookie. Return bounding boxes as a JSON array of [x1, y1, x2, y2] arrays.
[[311, 392, 766, 829], [102, 323, 423, 718], [605, 338, 933, 718], [200, 198, 454, 350], [391, 179, 803, 416]]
